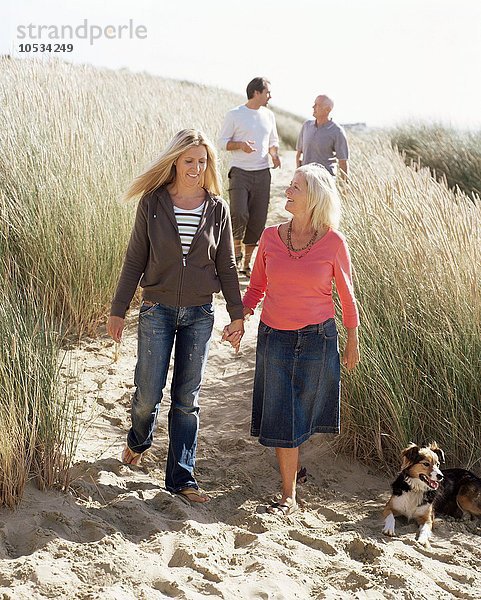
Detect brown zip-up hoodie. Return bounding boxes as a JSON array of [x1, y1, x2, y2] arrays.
[[110, 186, 243, 321]]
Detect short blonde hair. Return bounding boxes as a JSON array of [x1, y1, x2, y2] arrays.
[[297, 164, 341, 230], [122, 129, 221, 203]]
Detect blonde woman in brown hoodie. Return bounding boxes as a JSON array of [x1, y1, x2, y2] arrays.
[[108, 129, 244, 503]]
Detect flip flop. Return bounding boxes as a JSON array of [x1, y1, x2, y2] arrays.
[[176, 487, 210, 504], [296, 467, 308, 484], [121, 446, 142, 466], [267, 500, 298, 516]]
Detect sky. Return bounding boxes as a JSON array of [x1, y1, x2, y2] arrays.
[[2, 0, 481, 129]]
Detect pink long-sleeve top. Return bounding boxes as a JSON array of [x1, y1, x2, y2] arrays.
[[243, 226, 359, 330]]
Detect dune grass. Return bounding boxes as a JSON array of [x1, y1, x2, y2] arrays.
[[337, 133, 481, 470], [0, 260, 78, 506], [391, 123, 481, 200], [1, 57, 480, 505]]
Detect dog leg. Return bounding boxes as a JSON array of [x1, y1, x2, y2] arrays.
[[417, 521, 432, 548], [382, 512, 396, 537]]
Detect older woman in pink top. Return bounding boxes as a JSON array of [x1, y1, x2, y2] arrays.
[[225, 163, 360, 516]]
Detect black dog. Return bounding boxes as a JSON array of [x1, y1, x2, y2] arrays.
[[434, 468, 481, 519]]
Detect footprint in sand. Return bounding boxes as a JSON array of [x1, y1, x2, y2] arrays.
[[147, 493, 192, 523], [96, 397, 116, 410], [346, 538, 383, 563], [317, 506, 351, 523], [406, 541, 463, 567], [437, 579, 479, 599], [195, 582, 225, 598], [362, 566, 409, 590], [168, 547, 222, 583], [288, 530, 337, 555], [125, 480, 162, 493], [446, 570, 475, 585], [234, 531, 258, 549], [337, 571, 372, 592], [102, 415, 124, 427], [231, 514, 269, 534], [39, 512, 113, 543], [37, 511, 75, 538], [77, 518, 113, 543], [71, 457, 127, 480], [152, 579, 185, 598]]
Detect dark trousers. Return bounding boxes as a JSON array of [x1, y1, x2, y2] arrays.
[[228, 167, 271, 245]]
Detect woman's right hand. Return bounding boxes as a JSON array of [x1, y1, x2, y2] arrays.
[[221, 319, 244, 353], [107, 316, 125, 343]]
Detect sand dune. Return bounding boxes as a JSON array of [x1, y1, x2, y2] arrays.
[[0, 153, 480, 599]]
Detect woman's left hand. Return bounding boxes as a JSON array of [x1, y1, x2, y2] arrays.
[[342, 331, 360, 371], [221, 319, 244, 353]]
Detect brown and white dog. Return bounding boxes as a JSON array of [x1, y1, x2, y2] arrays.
[[382, 442, 445, 547]]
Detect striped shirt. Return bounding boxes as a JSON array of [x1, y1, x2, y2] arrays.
[[173, 202, 205, 256]]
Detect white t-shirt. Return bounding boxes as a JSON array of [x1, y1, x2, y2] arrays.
[[218, 105, 279, 171]]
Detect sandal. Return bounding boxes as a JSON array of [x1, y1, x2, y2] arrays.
[[267, 500, 298, 516], [239, 266, 251, 278], [235, 253, 243, 268], [121, 446, 142, 466], [296, 467, 308, 484], [176, 487, 210, 504]]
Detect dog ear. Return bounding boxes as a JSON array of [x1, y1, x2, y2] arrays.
[[401, 443, 419, 470], [429, 441, 445, 464]]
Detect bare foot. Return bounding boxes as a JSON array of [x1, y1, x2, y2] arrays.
[[121, 446, 142, 466]]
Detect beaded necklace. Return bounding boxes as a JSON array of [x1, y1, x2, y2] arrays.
[[286, 220, 318, 259]]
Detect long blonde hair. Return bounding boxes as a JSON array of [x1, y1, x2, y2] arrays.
[[297, 164, 341, 230], [121, 129, 222, 203]]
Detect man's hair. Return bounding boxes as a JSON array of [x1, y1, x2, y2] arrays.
[[316, 95, 334, 111], [246, 77, 269, 99]]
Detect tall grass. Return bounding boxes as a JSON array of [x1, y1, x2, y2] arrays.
[[337, 133, 481, 470], [391, 123, 481, 200], [1, 62, 224, 334], [0, 258, 78, 506]]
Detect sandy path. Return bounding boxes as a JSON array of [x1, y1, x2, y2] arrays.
[[0, 152, 480, 599]]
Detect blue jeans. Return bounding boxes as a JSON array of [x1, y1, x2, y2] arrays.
[[127, 302, 214, 492]]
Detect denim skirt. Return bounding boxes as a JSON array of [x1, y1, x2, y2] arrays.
[[251, 319, 341, 448]]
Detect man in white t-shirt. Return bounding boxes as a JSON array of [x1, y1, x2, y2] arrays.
[[219, 77, 281, 276]]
